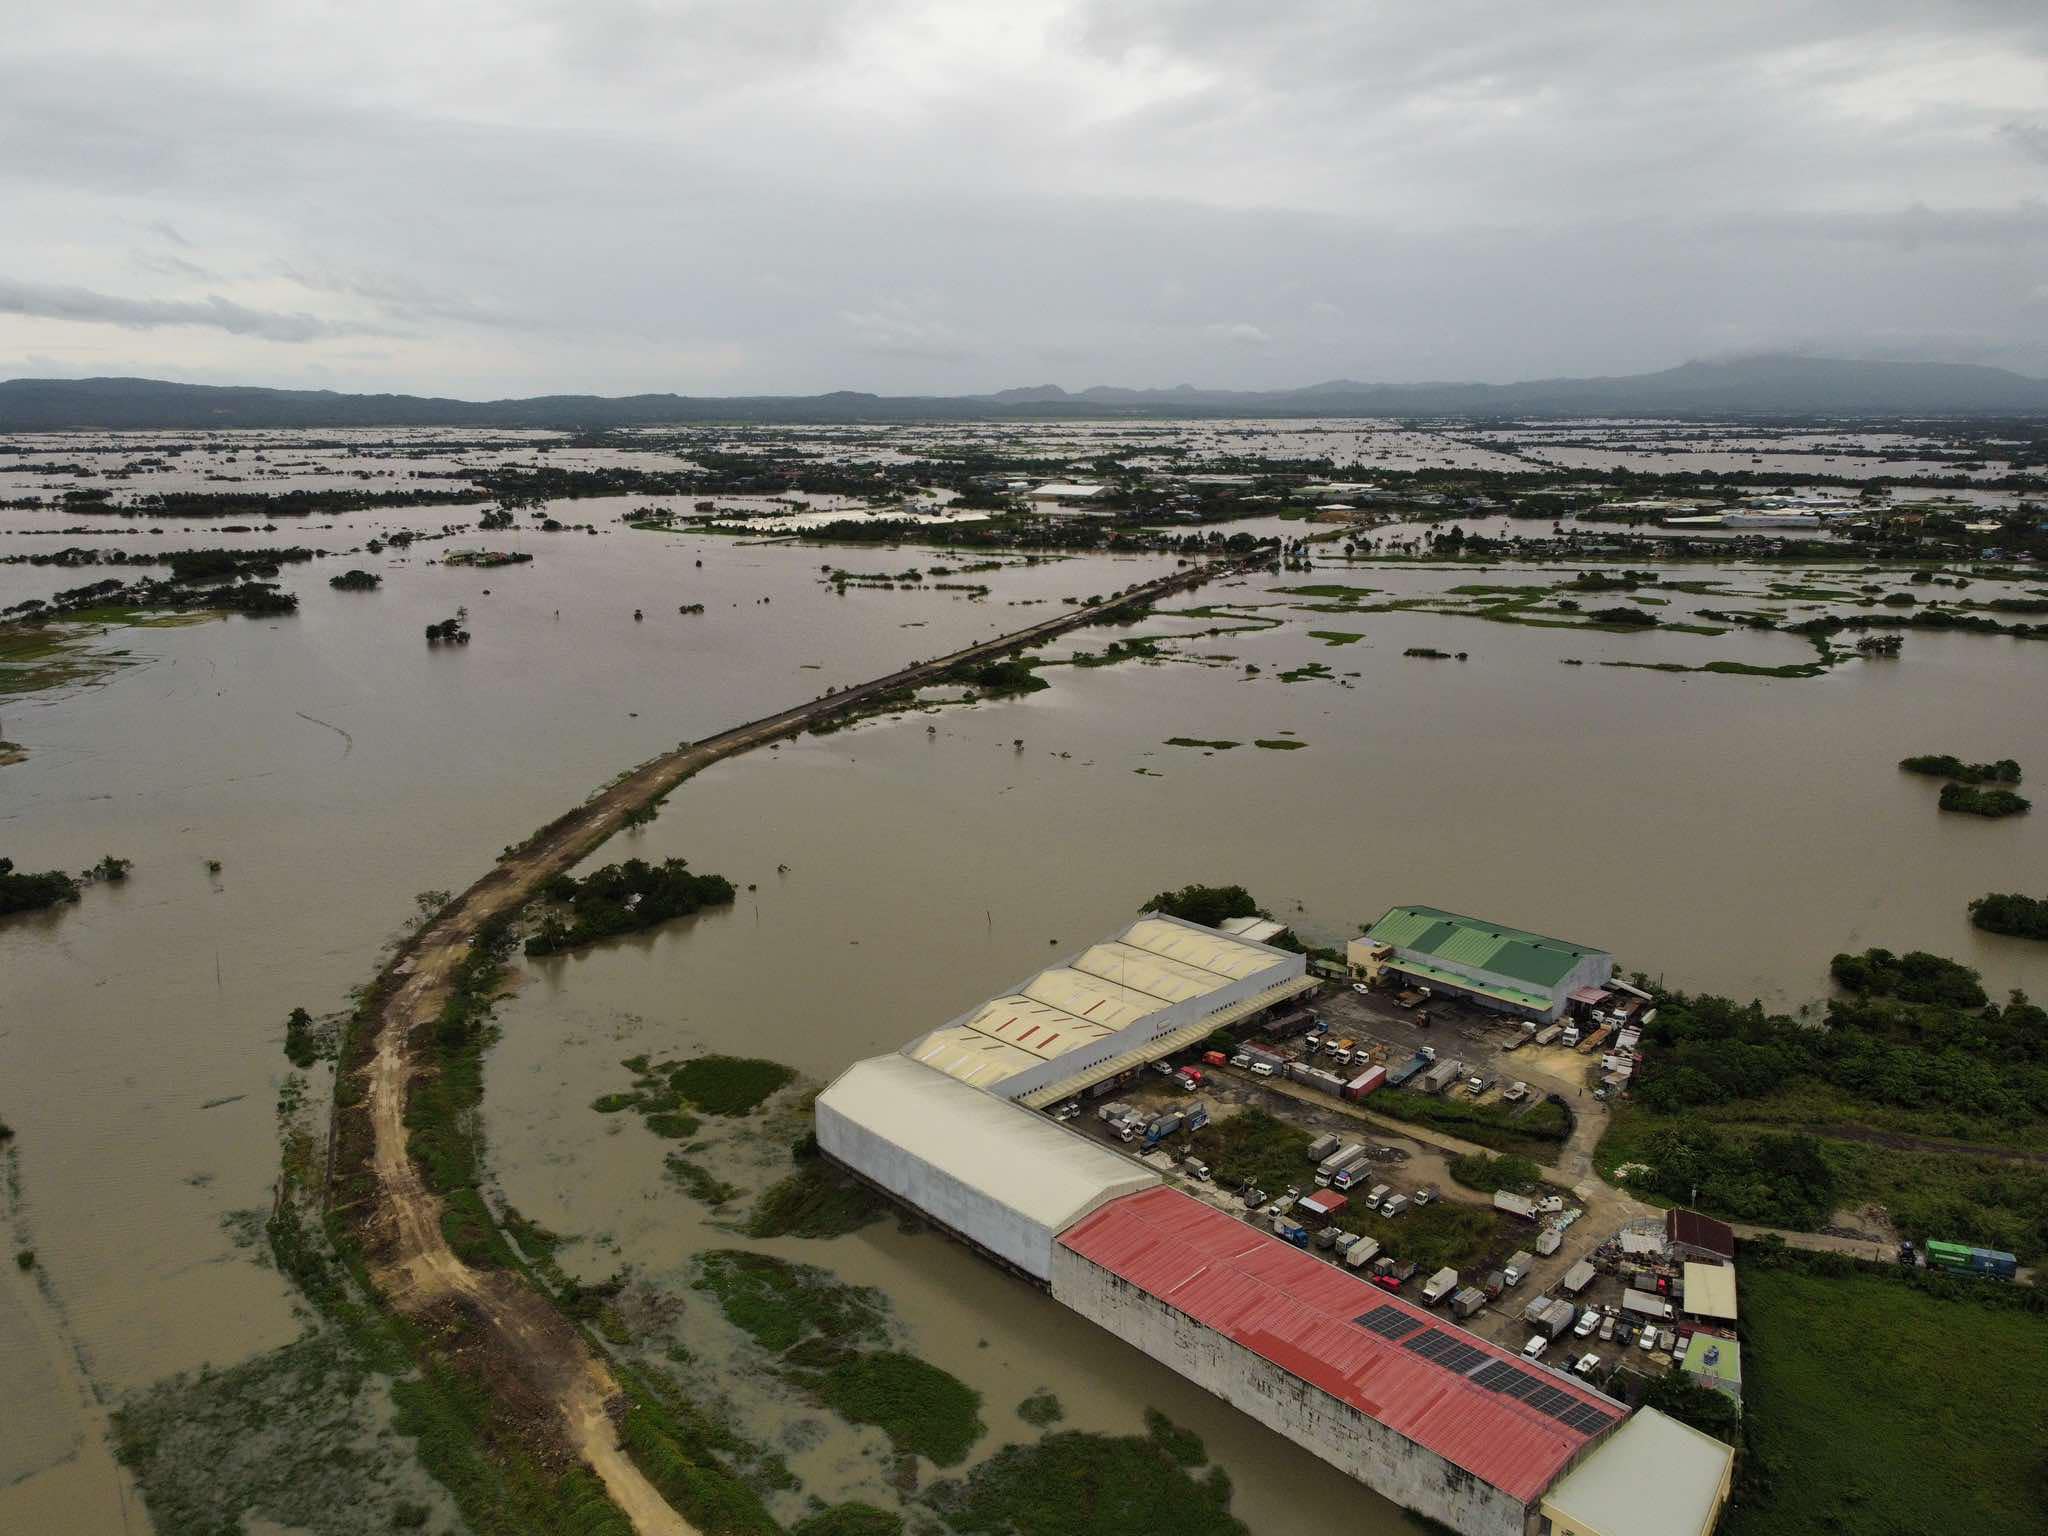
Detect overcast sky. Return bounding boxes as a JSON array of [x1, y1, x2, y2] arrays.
[[4, 1, 2046, 395]]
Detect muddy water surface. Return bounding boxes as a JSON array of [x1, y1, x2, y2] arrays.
[[5, 488, 2044, 1534]]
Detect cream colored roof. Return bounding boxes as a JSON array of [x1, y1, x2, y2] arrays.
[[1542, 1408, 1732, 1536], [906, 914, 1298, 1092], [1122, 916, 1278, 979], [1071, 942, 1231, 1004], [1682, 1262, 1738, 1321]]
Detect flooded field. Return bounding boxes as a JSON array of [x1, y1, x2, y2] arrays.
[[3, 422, 2043, 1534]]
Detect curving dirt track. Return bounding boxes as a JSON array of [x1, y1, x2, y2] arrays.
[[329, 557, 1249, 1534]]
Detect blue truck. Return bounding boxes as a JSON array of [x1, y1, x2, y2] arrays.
[[1385, 1050, 1435, 1089]]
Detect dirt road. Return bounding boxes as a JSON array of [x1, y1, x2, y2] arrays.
[[328, 556, 1249, 1535]]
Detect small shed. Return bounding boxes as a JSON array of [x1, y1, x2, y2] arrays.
[[1681, 1261, 1738, 1322]]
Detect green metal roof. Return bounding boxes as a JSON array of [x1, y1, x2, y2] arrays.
[[1365, 905, 1607, 990], [1385, 956, 1555, 1012]]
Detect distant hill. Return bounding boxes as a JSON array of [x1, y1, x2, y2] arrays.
[[4, 355, 2046, 430]]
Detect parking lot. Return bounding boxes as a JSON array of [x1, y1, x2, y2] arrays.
[[1041, 994, 1669, 1392]]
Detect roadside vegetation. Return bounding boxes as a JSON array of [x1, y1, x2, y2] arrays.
[[1599, 949, 2048, 1256], [1369, 1087, 1571, 1159]]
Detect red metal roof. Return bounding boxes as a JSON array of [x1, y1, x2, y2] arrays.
[[1057, 1186, 1620, 1502]]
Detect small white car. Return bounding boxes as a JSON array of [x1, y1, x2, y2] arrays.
[[1522, 1336, 1549, 1361]]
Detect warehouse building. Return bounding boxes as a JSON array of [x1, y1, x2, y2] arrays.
[[1539, 1407, 1734, 1536], [814, 1053, 1157, 1282], [1349, 906, 1613, 1023], [1053, 1186, 1626, 1536], [904, 913, 1311, 1108]]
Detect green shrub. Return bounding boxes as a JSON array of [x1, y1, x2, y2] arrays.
[[816, 1352, 985, 1467], [671, 1056, 796, 1117]]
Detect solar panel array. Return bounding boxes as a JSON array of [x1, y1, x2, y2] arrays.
[[1352, 1303, 1425, 1341], [1368, 1330, 1620, 1438], [1468, 1355, 1617, 1434], [1402, 1329, 1490, 1375]]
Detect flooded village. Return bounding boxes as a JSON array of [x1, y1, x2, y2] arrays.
[[3, 413, 2045, 1536]]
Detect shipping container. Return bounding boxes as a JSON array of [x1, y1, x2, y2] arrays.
[[1345, 1066, 1388, 1100], [1925, 1240, 2019, 1280]]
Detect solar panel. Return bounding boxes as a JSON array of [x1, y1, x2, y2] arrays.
[[1470, 1360, 1523, 1392], [1353, 1304, 1424, 1340]]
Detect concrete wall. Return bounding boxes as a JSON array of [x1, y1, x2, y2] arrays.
[[817, 1096, 1058, 1279], [1049, 1247, 1536, 1536]]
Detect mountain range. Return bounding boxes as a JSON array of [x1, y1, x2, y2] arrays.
[[4, 355, 2046, 430]]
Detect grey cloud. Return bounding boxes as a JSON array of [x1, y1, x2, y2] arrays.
[[0, 278, 377, 342]]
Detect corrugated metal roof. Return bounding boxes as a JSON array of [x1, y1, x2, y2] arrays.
[[906, 914, 1300, 1092], [1057, 1187, 1621, 1502], [1666, 1208, 1736, 1259], [1366, 905, 1607, 990]]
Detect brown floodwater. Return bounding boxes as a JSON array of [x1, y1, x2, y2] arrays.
[[3, 467, 2043, 1533]]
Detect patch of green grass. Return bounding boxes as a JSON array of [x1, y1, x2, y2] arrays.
[[1252, 739, 1306, 750], [693, 1251, 889, 1356], [671, 1056, 797, 1116], [1730, 1263, 2048, 1536], [1350, 1200, 1506, 1273], [1372, 1086, 1571, 1156], [1184, 1107, 1312, 1193], [665, 1153, 741, 1207], [1164, 737, 1240, 750], [1016, 1391, 1064, 1428], [748, 1162, 888, 1239], [926, 1426, 1244, 1536], [815, 1351, 985, 1467]]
